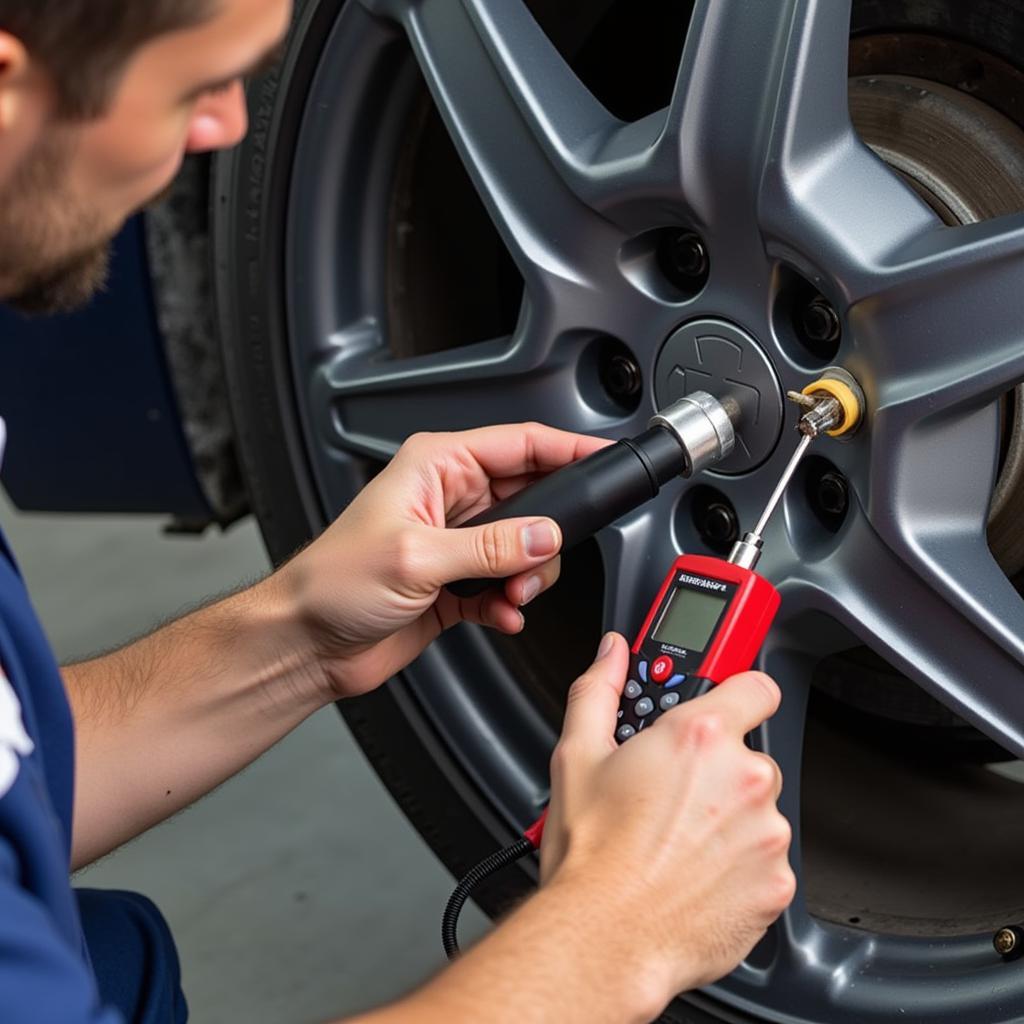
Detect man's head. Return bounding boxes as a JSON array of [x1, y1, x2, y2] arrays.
[[0, 0, 291, 314]]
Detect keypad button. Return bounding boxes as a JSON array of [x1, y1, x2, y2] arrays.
[[637, 660, 648, 683], [664, 674, 687, 689], [616, 724, 637, 742], [651, 656, 674, 683], [659, 692, 681, 711], [634, 697, 655, 717], [624, 680, 643, 699]]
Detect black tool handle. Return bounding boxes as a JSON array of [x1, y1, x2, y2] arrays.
[[446, 426, 686, 599]]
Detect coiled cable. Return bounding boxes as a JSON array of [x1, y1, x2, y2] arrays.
[[441, 837, 535, 960]]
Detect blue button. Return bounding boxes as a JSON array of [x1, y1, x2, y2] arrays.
[[637, 660, 648, 683], [664, 674, 687, 689]]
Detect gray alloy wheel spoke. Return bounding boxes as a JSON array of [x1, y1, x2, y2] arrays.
[[745, 628, 815, 996], [594, 502, 681, 641], [754, 0, 940, 301], [710, 589, 854, 1002], [853, 212, 1024, 423], [633, 0, 810, 233], [361, 0, 629, 290], [634, 0, 930, 265], [794, 485, 1024, 757], [308, 318, 613, 461]]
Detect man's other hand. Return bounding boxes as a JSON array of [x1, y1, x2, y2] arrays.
[[272, 424, 610, 699], [540, 633, 796, 1005]]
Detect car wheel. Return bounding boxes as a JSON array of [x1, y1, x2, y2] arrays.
[[214, 1, 1024, 1019]]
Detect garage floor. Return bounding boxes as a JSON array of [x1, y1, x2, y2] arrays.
[[2, 497, 485, 1023]]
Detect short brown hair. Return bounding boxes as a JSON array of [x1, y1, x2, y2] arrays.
[[0, 1, 219, 118]]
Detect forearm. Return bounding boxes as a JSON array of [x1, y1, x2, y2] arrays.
[[65, 573, 331, 869], [345, 875, 672, 1024]]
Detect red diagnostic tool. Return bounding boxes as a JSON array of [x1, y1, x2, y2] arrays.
[[614, 553, 780, 742], [521, 552, 780, 852]]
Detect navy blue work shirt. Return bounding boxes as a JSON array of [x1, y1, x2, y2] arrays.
[[0, 425, 186, 1023]]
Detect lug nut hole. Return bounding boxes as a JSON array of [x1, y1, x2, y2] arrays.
[[601, 352, 642, 404], [801, 297, 842, 348], [691, 486, 739, 554], [805, 457, 849, 532], [657, 229, 710, 296], [578, 336, 643, 416], [773, 268, 843, 365]]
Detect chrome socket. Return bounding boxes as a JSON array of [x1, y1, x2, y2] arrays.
[[650, 391, 738, 477]]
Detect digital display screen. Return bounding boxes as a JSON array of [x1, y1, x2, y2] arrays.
[[651, 587, 728, 651]]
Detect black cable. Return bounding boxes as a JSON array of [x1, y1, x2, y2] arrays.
[[442, 837, 535, 960]]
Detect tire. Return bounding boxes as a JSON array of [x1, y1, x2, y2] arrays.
[[214, 1, 1024, 1020]]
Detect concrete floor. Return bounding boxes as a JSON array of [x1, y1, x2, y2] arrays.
[[2, 497, 485, 1023]]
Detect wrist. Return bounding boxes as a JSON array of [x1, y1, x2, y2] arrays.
[[222, 571, 338, 713], [540, 868, 680, 1022], [422, 867, 677, 1024], [264, 557, 361, 698]]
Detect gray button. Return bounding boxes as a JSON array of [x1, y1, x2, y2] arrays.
[[634, 697, 655, 717], [616, 724, 636, 742], [624, 680, 643, 699], [659, 692, 681, 711]]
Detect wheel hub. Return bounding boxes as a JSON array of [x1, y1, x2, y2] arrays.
[[655, 318, 784, 475]]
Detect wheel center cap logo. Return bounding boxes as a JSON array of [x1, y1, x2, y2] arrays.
[[654, 319, 784, 475]]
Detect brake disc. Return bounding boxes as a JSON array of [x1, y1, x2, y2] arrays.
[[849, 53, 1024, 577]]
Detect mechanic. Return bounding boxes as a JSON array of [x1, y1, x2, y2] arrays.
[[0, 2, 795, 1022]]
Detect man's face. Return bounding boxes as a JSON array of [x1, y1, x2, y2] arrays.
[[0, 0, 292, 314]]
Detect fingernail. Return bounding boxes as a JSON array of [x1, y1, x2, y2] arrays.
[[596, 632, 616, 660], [521, 575, 542, 606], [523, 520, 559, 558]]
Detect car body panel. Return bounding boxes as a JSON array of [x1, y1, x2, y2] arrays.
[[0, 218, 211, 520]]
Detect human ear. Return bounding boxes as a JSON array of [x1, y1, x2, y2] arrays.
[[0, 32, 35, 132], [0, 32, 51, 184]]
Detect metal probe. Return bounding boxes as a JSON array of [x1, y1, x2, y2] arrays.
[[728, 433, 813, 570], [728, 389, 848, 570]]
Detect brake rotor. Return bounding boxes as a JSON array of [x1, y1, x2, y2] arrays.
[[848, 57, 1024, 576]]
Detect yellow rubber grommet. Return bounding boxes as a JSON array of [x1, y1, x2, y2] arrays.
[[802, 377, 862, 437]]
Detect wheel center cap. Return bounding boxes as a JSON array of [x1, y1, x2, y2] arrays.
[[654, 319, 784, 475]]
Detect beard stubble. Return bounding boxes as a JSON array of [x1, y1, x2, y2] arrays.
[[0, 129, 115, 316]]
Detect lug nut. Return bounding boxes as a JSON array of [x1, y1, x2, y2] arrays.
[[602, 353, 642, 401], [801, 296, 842, 345], [658, 230, 710, 292], [816, 471, 849, 518], [994, 925, 1024, 959]]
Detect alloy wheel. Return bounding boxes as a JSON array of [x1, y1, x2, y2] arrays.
[[226, 1, 1024, 1019]]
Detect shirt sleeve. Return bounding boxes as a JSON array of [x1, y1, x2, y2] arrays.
[[0, 840, 122, 1024]]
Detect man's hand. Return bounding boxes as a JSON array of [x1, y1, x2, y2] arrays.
[[541, 633, 795, 1000], [274, 424, 610, 699], [67, 422, 609, 867], [347, 636, 794, 1024]]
